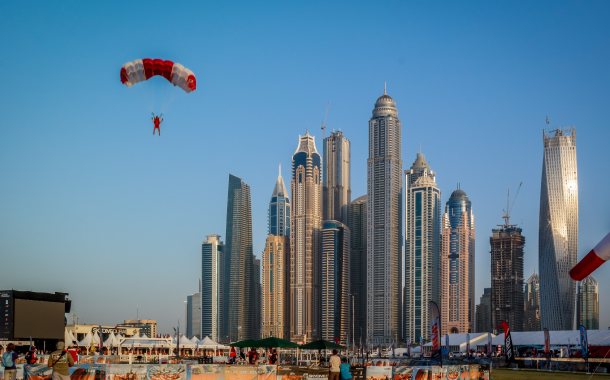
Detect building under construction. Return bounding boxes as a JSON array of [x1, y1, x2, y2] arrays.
[[490, 223, 525, 332]]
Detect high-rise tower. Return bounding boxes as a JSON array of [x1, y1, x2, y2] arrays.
[[348, 195, 367, 343], [225, 174, 255, 342], [440, 188, 475, 335], [367, 87, 403, 344], [524, 272, 541, 331], [323, 131, 351, 225], [539, 127, 578, 331], [321, 220, 350, 344], [201, 235, 224, 342], [262, 235, 290, 339], [404, 152, 441, 343], [490, 223, 525, 332], [577, 276, 599, 330], [290, 132, 322, 343], [269, 165, 291, 237]]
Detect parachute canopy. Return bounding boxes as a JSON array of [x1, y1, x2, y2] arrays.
[[120, 58, 196, 93]]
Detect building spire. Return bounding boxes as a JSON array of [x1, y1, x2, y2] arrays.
[[384, 81, 387, 95], [279, 163, 281, 176]]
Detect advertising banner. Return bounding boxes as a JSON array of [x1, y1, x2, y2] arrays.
[[392, 367, 430, 380], [543, 328, 550, 356], [428, 301, 441, 366], [146, 365, 186, 380], [257, 366, 277, 380], [224, 366, 257, 380], [406, 338, 410, 358], [187, 365, 223, 380], [105, 364, 148, 380], [277, 365, 306, 380], [466, 334, 470, 358], [365, 366, 392, 380], [499, 322, 514, 362], [24, 364, 52, 380], [579, 325, 588, 357]]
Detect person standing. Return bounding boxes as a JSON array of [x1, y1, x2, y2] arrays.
[[67, 345, 78, 363], [329, 350, 341, 380], [340, 358, 352, 380], [48, 342, 74, 380], [2, 343, 19, 380], [25, 345, 37, 365]]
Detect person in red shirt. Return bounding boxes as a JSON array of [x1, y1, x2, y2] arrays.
[[67, 344, 78, 363], [152, 114, 163, 136]]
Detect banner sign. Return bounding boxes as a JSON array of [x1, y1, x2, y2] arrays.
[[24, 364, 52, 380], [428, 301, 442, 365], [543, 328, 550, 356], [106, 364, 148, 380], [580, 325, 588, 357], [365, 366, 392, 380], [147, 365, 186, 380], [500, 321, 514, 362], [91, 327, 128, 335], [487, 333, 491, 358], [224, 366, 257, 380], [277, 366, 327, 380], [188, 365, 224, 380], [406, 337, 410, 357], [256, 366, 277, 380]]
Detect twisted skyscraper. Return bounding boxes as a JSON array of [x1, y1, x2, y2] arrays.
[[539, 127, 578, 331], [367, 88, 402, 344]]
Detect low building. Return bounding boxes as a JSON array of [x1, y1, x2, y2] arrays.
[[66, 324, 140, 342]]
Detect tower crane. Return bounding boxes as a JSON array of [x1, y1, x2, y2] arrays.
[[321, 101, 329, 140], [501, 182, 522, 228]]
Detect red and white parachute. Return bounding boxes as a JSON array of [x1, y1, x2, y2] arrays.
[[570, 231, 610, 280], [120, 58, 196, 93]]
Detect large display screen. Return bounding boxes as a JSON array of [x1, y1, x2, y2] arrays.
[[13, 299, 64, 339], [0, 291, 13, 340]]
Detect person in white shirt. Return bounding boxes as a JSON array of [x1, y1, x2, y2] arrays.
[[329, 350, 341, 380]]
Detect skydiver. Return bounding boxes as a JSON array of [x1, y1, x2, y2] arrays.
[[151, 113, 163, 136]]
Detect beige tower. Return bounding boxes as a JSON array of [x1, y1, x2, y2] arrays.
[[290, 132, 322, 343], [440, 188, 475, 335], [262, 235, 290, 339]]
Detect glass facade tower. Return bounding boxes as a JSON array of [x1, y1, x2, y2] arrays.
[[539, 127, 578, 331], [577, 275, 599, 330], [201, 235, 224, 342], [404, 153, 441, 343], [348, 195, 367, 343], [323, 131, 351, 225], [269, 164, 291, 237]]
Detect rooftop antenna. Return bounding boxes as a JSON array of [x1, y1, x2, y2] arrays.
[[546, 116, 550, 124], [321, 101, 329, 140], [419, 141, 421, 153], [384, 82, 387, 95], [279, 163, 281, 176]]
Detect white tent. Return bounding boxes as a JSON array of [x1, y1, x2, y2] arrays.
[[79, 332, 94, 347], [189, 336, 199, 345], [140, 334, 149, 339], [68, 330, 78, 345], [197, 336, 228, 349], [104, 332, 120, 346], [178, 335, 195, 347]]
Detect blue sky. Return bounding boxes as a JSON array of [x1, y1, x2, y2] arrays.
[[1, 1, 609, 334]]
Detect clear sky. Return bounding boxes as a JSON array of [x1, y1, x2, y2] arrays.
[[1, 1, 609, 335]]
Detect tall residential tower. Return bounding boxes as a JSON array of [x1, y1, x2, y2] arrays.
[[262, 235, 290, 339], [269, 165, 291, 237], [404, 152, 441, 343], [201, 235, 224, 342], [440, 188, 475, 335], [323, 131, 351, 225], [367, 88, 403, 344], [577, 276, 599, 330], [225, 174, 255, 341], [290, 132, 323, 343], [524, 272, 541, 331], [348, 196, 367, 342], [539, 127, 578, 330]]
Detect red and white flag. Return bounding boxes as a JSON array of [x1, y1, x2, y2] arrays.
[[570, 231, 610, 280]]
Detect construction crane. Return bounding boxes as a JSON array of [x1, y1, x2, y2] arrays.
[[321, 101, 329, 140], [501, 182, 522, 228]]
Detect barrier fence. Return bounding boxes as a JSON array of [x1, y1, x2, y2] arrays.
[[2, 362, 492, 380]]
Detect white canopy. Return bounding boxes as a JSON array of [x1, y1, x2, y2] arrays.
[[178, 335, 195, 347], [485, 329, 610, 348], [189, 336, 199, 345], [197, 336, 228, 349], [104, 332, 120, 346], [79, 332, 94, 346], [140, 334, 148, 339]]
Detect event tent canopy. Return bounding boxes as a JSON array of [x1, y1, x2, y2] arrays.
[[197, 336, 228, 348], [484, 330, 610, 348], [299, 339, 346, 350], [257, 337, 299, 348], [230, 339, 259, 348], [78, 332, 94, 346]]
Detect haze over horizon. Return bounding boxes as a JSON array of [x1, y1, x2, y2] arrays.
[[1, 0, 609, 334]]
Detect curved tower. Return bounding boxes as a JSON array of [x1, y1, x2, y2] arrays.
[[440, 189, 475, 335], [290, 131, 322, 342], [367, 87, 403, 344], [539, 127, 578, 331]]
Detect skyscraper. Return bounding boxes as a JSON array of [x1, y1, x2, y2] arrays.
[[490, 223, 525, 332], [524, 272, 541, 332], [253, 258, 262, 339], [475, 288, 492, 333], [269, 165, 291, 237], [348, 195, 367, 343], [290, 132, 322, 342], [577, 276, 599, 330], [440, 188, 475, 335], [367, 87, 403, 345], [225, 174, 255, 341], [201, 235, 224, 342], [323, 131, 351, 225], [539, 127, 578, 331], [404, 152, 441, 343], [186, 291, 201, 339], [321, 220, 350, 344], [262, 235, 290, 339]]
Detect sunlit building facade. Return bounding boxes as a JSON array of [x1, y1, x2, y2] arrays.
[[524, 272, 541, 332], [440, 188, 475, 335], [404, 152, 441, 343], [539, 127, 578, 331], [367, 88, 403, 345], [269, 165, 291, 237], [262, 235, 290, 339], [577, 275, 599, 330], [290, 132, 322, 343], [201, 235, 224, 342]]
